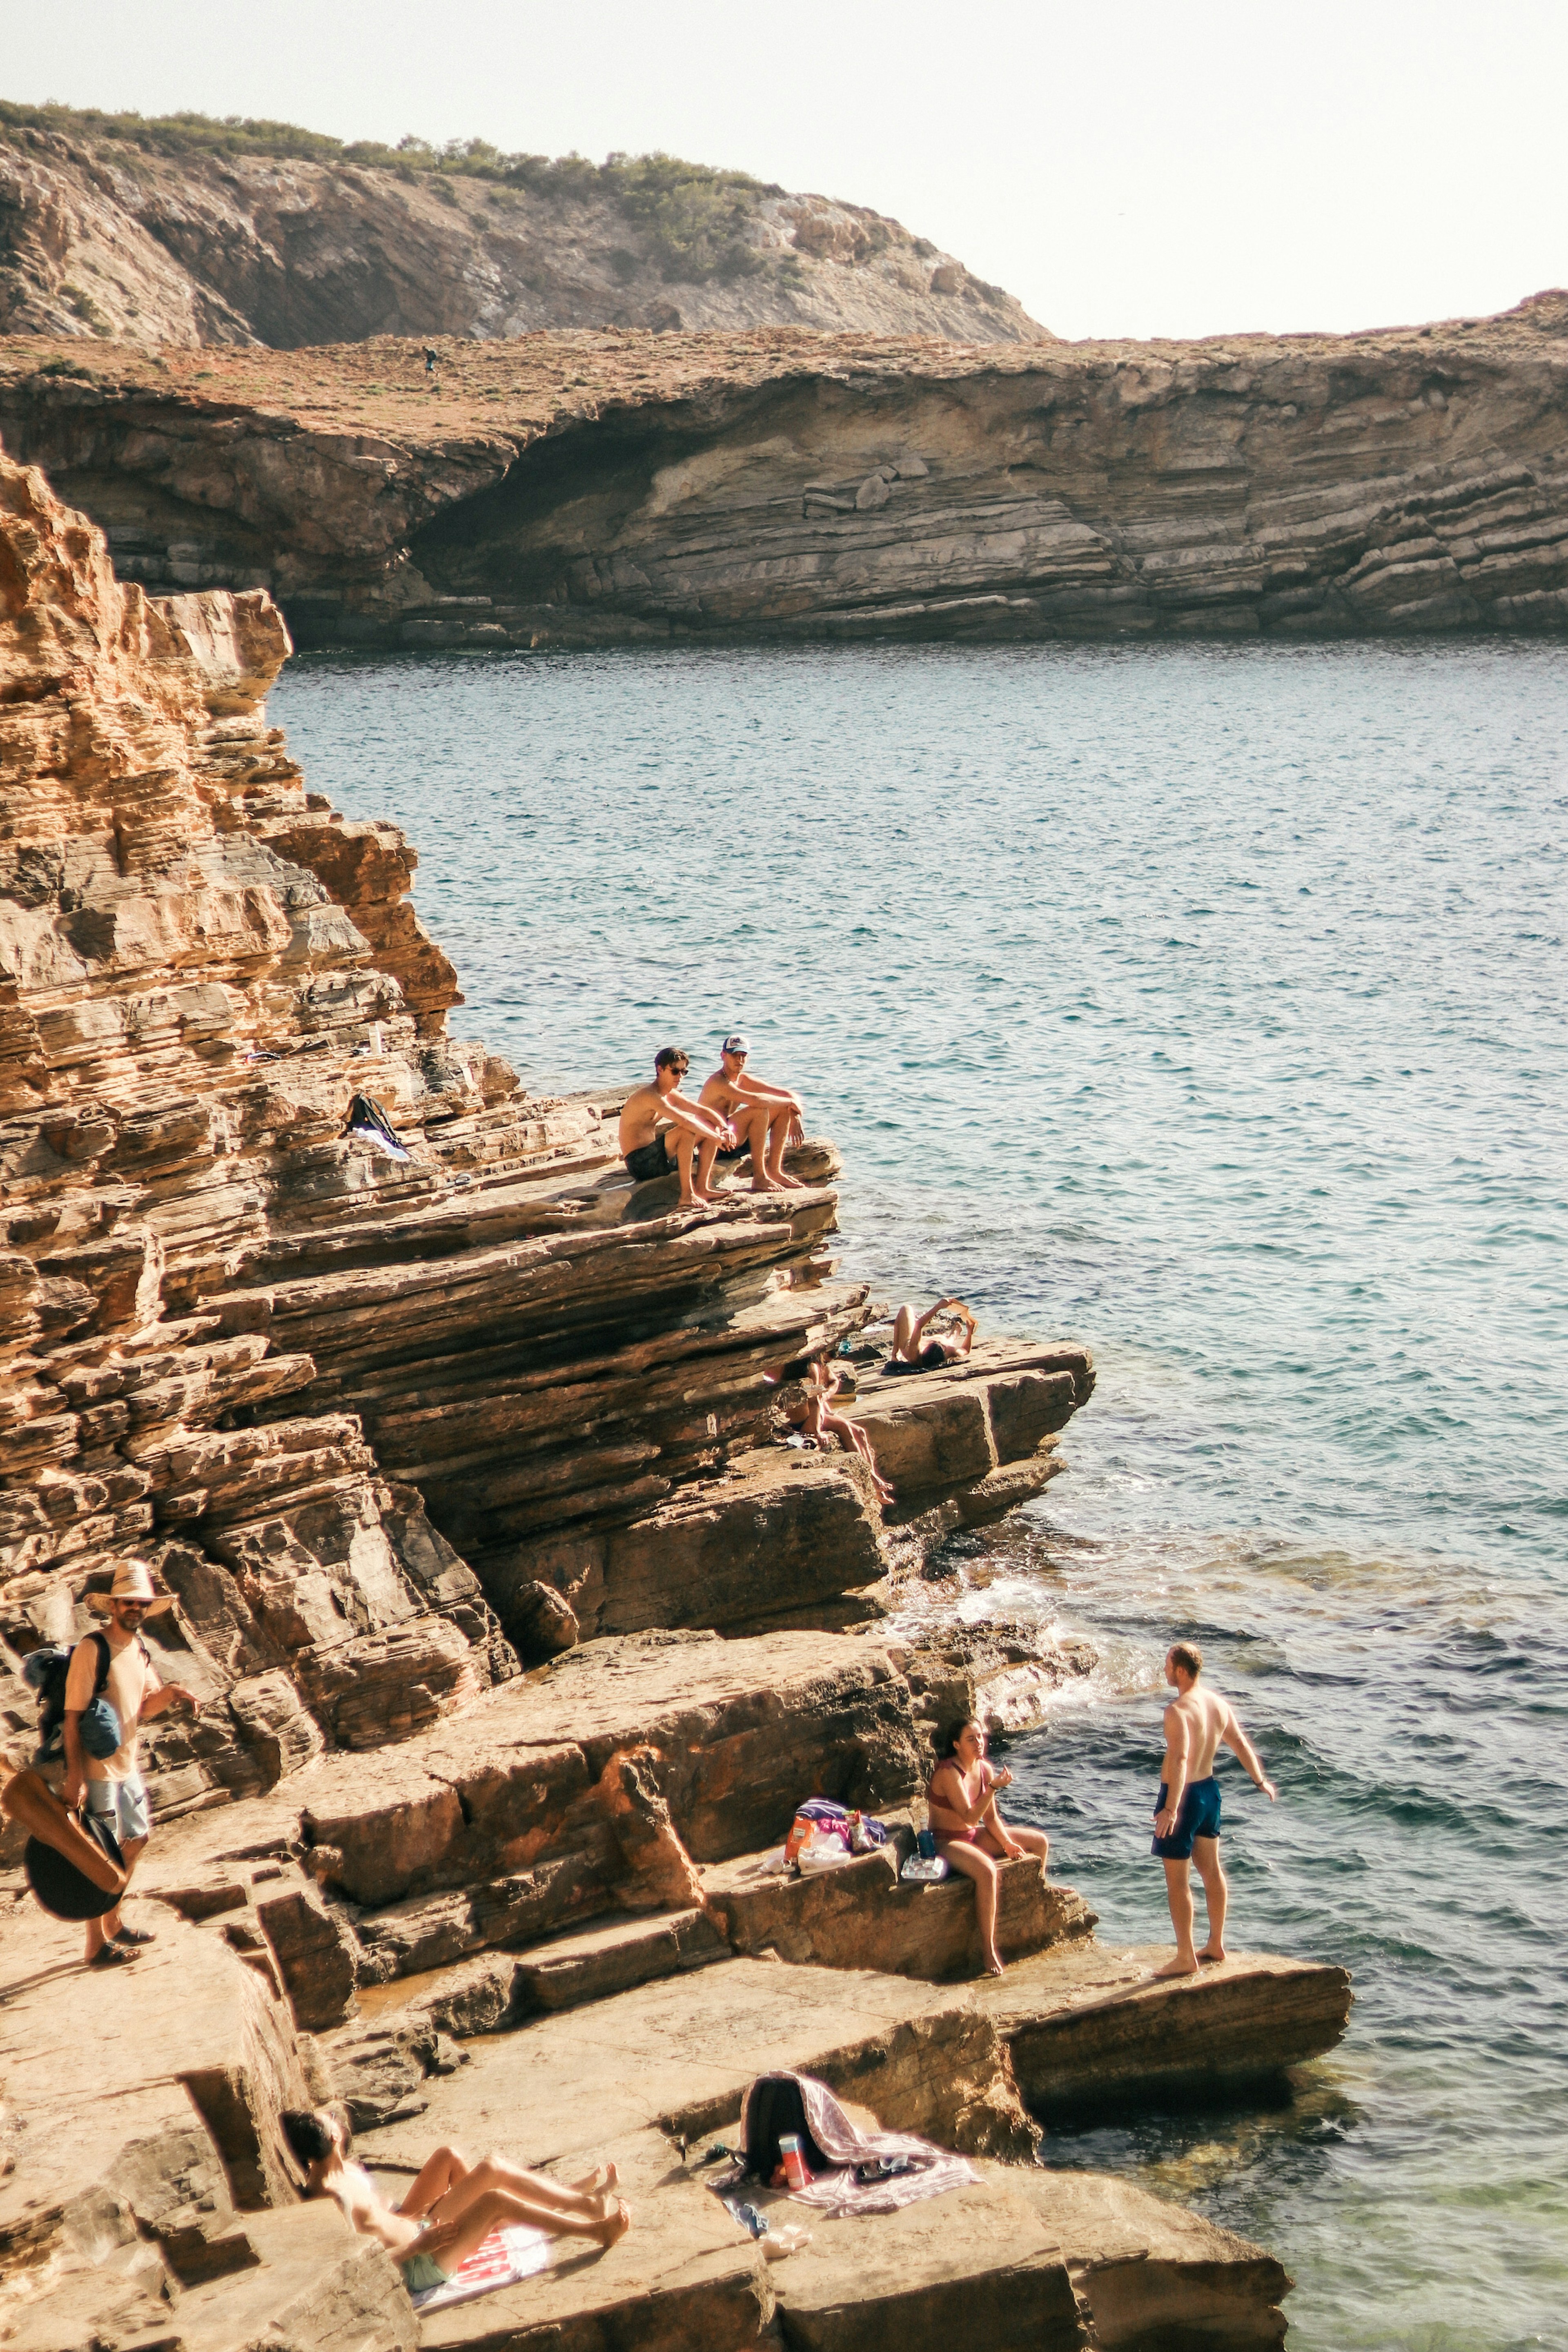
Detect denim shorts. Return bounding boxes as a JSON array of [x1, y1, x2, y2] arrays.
[[85, 1771, 151, 1846]]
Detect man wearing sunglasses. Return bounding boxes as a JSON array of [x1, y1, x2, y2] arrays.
[[62, 1560, 198, 1967]]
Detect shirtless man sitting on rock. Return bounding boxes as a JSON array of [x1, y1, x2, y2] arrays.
[[618, 1047, 737, 1206], [1151, 1642, 1277, 1979], [281, 2109, 630, 2298], [696, 1033, 806, 1194]]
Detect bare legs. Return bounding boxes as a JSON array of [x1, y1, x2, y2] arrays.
[[85, 1827, 146, 1960], [696, 1103, 804, 1195], [1155, 1838, 1227, 1978], [399, 2145, 631, 2271], [942, 1841, 1005, 1975], [1194, 1836, 1228, 1962], [401, 2145, 619, 2226], [819, 1405, 895, 1506], [416, 2187, 630, 2274], [762, 1106, 805, 1190], [668, 1127, 713, 1207], [993, 1823, 1049, 1868]]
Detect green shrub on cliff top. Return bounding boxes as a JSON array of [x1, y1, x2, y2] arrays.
[[0, 102, 777, 282]]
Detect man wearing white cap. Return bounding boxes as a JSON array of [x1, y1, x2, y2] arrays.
[[62, 1561, 198, 1967], [697, 1035, 807, 1195]]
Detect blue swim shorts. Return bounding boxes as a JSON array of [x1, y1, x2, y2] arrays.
[[1152, 1775, 1221, 1860], [85, 1771, 151, 1847]]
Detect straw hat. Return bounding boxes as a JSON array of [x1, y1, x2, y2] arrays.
[[86, 1560, 174, 1617]]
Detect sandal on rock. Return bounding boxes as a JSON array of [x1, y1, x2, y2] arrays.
[[112, 1924, 157, 1947], [87, 1944, 139, 1968]]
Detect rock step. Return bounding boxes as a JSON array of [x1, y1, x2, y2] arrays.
[[762, 2160, 1291, 2352], [701, 1837, 1097, 1981], [973, 1941, 1355, 2120], [513, 1904, 730, 2015]]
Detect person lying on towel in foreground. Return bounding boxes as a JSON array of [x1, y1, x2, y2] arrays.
[[281, 2110, 630, 2295]]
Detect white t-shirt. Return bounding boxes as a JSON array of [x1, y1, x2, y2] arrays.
[[64, 1628, 159, 1782]]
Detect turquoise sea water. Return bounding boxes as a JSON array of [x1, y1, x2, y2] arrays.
[[274, 641, 1568, 2352]]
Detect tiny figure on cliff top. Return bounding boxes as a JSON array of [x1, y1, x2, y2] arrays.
[[424, 345, 439, 374], [1150, 1641, 1277, 1978], [697, 1033, 807, 1194], [882, 1296, 977, 1376], [928, 1719, 1050, 1976], [619, 1046, 737, 1205], [281, 2110, 631, 2302]]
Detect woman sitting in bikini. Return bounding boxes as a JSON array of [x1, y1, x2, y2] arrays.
[[884, 1297, 977, 1375], [927, 1719, 1049, 1977]]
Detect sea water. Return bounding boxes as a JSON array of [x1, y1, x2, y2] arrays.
[[273, 640, 1568, 2352]]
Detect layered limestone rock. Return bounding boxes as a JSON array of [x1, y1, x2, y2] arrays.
[[0, 295, 1564, 645], [0, 113, 1046, 348], [1, 1664, 1339, 2350], [0, 449, 1092, 1831], [1, 427, 1344, 2352]]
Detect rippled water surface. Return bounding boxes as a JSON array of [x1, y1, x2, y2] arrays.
[[275, 641, 1568, 2351]]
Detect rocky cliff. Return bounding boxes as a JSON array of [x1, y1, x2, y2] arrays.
[[0, 105, 1047, 348], [2, 290, 1563, 646], [0, 447, 1091, 1827], [0, 453, 1361, 2352]]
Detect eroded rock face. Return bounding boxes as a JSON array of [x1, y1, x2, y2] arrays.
[[0, 121, 1046, 348], [1, 298, 1563, 645]]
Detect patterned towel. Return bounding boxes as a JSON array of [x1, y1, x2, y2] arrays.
[[407, 2223, 552, 2311], [741, 2072, 980, 2219]]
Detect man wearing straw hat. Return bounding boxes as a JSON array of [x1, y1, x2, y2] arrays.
[[62, 1561, 198, 1968]]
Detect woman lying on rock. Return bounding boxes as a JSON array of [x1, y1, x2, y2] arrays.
[[281, 2109, 630, 2296], [928, 1719, 1049, 1977], [882, 1297, 977, 1374]]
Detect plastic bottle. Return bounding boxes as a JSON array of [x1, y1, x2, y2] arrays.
[[778, 2134, 812, 2190]]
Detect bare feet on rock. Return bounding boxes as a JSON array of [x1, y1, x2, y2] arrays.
[[1197, 1945, 1227, 1966], [1152, 1954, 1200, 1979], [593, 2200, 632, 2249]]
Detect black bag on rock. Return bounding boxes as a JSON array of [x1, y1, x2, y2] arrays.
[[742, 2075, 829, 2180]]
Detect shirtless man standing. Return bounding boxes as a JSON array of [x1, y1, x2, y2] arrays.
[[696, 1035, 806, 1195], [618, 1047, 736, 1206], [1151, 1642, 1277, 1979]]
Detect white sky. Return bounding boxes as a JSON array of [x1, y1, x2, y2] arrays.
[[8, 0, 1565, 342]]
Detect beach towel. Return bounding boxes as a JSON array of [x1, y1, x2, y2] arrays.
[[406, 2223, 552, 2312], [737, 2072, 979, 2218]]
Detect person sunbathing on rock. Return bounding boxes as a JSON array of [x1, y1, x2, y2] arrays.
[[281, 2110, 630, 2296], [695, 1033, 807, 1194], [883, 1297, 977, 1375], [619, 1046, 737, 1206], [792, 1357, 895, 1507], [928, 1719, 1049, 1977]]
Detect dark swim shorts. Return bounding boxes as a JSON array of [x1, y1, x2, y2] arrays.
[[715, 1140, 750, 1160], [624, 1137, 674, 1183], [1152, 1775, 1222, 1859]]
